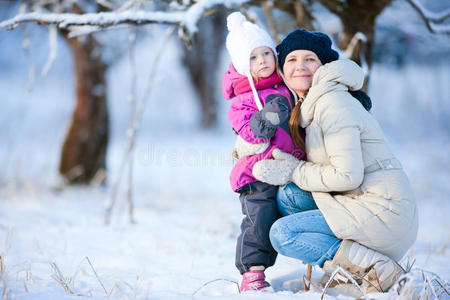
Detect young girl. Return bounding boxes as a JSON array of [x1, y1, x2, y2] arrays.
[[222, 12, 306, 292]]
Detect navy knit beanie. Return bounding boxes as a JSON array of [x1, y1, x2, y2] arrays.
[[276, 29, 339, 69]]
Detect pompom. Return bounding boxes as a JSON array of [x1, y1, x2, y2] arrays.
[[227, 12, 246, 32]]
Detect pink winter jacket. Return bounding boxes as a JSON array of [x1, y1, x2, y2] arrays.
[[223, 63, 306, 192]]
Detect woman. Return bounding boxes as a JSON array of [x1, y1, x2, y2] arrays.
[[250, 29, 418, 293]]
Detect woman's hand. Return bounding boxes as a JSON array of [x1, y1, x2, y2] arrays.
[[232, 135, 270, 161], [253, 149, 304, 185]]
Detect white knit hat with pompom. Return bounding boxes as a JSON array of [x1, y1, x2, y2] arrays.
[[225, 12, 276, 110]]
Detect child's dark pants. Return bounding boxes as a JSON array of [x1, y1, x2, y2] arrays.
[[235, 181, 280, 274]]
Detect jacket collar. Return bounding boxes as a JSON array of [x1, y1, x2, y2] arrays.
[[300, 59, 364, 127], [232, 71, 284, 95]]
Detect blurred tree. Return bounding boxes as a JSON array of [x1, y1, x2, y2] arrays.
[[57, 3, 109, 185], [181, 11, 226, 128], [18, 1, 110, 184], [316, 0, 394, 89]]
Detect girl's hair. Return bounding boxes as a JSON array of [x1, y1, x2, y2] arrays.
[[250, 49, 278, 81], [289, 100, 306, 152]]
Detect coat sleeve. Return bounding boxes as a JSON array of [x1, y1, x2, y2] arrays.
[[227, 95, 271, 143], [292, 97, 364, 192]]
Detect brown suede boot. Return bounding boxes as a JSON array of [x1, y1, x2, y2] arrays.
[[322, 240, 405, 293], [320, 260, 353, 288]]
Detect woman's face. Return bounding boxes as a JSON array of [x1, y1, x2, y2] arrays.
[[282, 50, 322, 97]]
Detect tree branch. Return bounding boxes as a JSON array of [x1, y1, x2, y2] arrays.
[[1, 0, 322, 35], [0, 11, 184, 30], [262, 1, 279, 44], [405, 0, 450, 34], [0, 0, 255, 38], [293, 1, 314, 30], [315, 0, 346, 18], [104, 25, 176, 226], [406, 0, 450, 23]]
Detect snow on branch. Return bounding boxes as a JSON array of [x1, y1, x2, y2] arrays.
[[406, 0, 450, 34], [0, 11, 184, 30], [430, 22, 450, 35], [41, 25, 58, 76], [0, 0, 252, 38]]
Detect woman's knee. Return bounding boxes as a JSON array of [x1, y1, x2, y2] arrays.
[[269, 218, 289, 253]]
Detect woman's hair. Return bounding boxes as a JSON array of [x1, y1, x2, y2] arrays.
[[277, 29, 340, 152], [289, 101, 306, 152]]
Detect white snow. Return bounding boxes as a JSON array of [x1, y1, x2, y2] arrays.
[[1, 16, 449, 300]]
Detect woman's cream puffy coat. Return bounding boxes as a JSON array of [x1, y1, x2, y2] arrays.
[[292, 60, 418, 261]]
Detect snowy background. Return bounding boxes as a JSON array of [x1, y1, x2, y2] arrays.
[[0, 1, 449, 299]]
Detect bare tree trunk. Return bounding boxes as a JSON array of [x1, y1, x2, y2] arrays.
[[181, 11, 226, 128], [58, 33, 109, 184], [317, 0, 393, 90], [292, 1, 315, 30], [338, 16, 377, 67]]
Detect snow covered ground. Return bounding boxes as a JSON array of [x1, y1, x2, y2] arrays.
[[1, 29, 449, 299]]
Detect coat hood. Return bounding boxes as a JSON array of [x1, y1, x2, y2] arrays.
[[300, 59, 364, 127], [222, 63, 243, 100]]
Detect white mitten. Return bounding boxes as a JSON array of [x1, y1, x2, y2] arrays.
[[253, 149, 304, 185], [233, 135, 270, 159]]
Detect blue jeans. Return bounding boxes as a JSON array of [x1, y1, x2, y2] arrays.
[[269, 184, 342, 268]]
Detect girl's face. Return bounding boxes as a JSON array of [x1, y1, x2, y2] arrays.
[[282, 50, 322, 97], [249, 46, 276, 79]]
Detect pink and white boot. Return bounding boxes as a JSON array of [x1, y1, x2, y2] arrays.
[[240, 270, 271, 292]]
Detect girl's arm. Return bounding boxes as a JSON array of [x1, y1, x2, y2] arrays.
[[250, 95, 289, 139], [227, 97, 270, 144], [228, 94, 289, 143], [232, 135, 269, 161]]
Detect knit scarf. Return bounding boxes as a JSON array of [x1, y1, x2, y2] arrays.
[[232, 72, 283, 96]]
